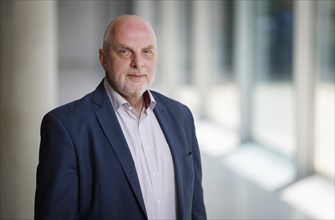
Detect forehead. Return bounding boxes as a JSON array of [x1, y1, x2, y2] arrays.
[[112, 18, 156, 48]]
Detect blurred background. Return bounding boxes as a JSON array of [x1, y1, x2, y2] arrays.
[[1, 0, 334, 219]]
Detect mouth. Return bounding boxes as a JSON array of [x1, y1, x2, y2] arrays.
[[127, 74, 146, 79]]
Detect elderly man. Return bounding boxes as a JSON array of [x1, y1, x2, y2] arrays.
[[35, 15, 206, 220]]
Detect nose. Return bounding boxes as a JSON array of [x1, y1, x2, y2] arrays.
[[130, 53, 144, 69]]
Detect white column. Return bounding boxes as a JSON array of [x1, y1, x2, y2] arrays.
[[156, 1, 181, 95], [192, 1, 213, 117], [293, 0, 316, 178], [233, 0, 255, 142], [0, 1, 57, 219]]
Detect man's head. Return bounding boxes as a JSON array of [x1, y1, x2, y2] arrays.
[[99, 15, 157, 101]]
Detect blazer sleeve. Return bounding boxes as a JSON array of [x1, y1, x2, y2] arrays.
[[35, 112, 78, 220], [188, 109, 207, 220]]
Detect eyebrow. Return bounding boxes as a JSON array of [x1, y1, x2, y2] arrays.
[[143, 45, 155, 50], [113, 43, 156, 51]]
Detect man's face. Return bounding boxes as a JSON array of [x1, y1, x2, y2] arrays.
[[99, 18, 157, 99]]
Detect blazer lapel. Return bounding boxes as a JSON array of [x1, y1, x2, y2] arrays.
[[93, 82, 147, 216], [153, 103, 184, 220]]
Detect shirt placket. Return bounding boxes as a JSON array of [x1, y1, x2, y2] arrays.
[[138, 114, 162, 218]]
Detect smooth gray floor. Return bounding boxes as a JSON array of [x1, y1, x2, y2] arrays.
[[201, 153, 310, 220]]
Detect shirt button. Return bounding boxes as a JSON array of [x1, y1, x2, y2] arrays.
[[157, 199, 161, 204], [153, 172, 157, 176]]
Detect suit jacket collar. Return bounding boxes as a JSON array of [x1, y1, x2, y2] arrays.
[[92, 80, 147, 216], [153, 102, 185, 219]]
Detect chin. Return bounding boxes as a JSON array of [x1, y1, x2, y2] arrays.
[[123, 88, 147, 97]]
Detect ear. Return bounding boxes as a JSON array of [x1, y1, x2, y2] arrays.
[[99, 48, 107, 69]]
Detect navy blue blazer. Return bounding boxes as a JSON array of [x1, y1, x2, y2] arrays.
[[35, 80, 206, 220]]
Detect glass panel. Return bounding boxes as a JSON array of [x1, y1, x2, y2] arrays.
[[314, 0, 335, 179], [251, 0, 295, 158]]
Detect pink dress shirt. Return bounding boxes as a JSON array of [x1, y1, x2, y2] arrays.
[[104, 79, 176, 219]]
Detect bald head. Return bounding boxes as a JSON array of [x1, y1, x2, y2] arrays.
[[102, 15, 157, 52]]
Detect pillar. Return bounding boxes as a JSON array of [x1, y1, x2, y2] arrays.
[[0, 1, 57, 219], [233, 0, 255, 142], [192, 1, 213, 118], [293, 0, 316, 178]]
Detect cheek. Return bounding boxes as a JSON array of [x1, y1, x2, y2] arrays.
[[109, 60, 129, 75], [147, 61, 157, 73]]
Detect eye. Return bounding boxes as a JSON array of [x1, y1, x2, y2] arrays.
[[119, 48, 130, 57], [143, 49, 153, 56]]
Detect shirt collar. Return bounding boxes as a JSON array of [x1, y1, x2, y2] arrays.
[[103, 78, 156, 112]]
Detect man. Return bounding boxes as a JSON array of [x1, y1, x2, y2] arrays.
[[35, 15, 206, 220]]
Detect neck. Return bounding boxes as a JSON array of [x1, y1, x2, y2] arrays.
[[125, 95, 144, 117]]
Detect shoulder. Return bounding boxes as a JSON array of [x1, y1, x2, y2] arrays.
[[45, 81, 106, 121], [41, 86, 103, 133], [50, 93, 94, 118], [151, 90, 188, 109], [151, 90, 194, 120]]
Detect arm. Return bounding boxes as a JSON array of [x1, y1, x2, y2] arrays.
[[190, 117, 207, 220], [35, 112, 78, 220]]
